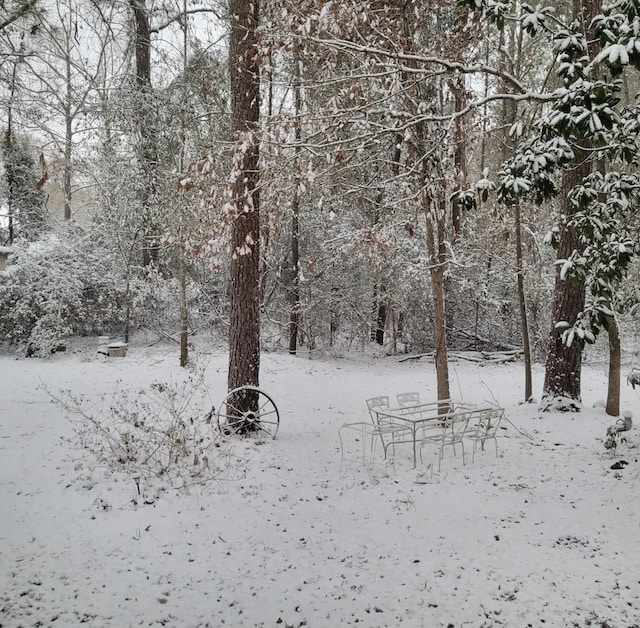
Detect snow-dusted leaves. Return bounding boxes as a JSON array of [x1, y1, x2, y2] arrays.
[[591, 0, 640, 74], [521, 3, 555, 36]]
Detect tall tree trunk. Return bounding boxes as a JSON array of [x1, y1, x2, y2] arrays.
[[288, 194, 300, 354], [227, 0, 261, 413], [63, 48, 73, 220], [397, 0, 453, 400], [542, 163, 589, 409], [5, 65, 16, 244], [542, 0, 599, 410], [370, 186, 386, 346], [501, 31, 533, 401], [606, 313, 621, 417], [450, 75, 466, 240], [130, 0, 158, 266], [425, 194, 450, 403], [288, 60, 302, 355], [375, 300, 387, 346], [178, 0, 189, 368], [179, 240, 188, 367], [514, 199, 533, 400]]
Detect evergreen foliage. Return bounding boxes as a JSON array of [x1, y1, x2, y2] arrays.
[[465, 0, 640, 348]]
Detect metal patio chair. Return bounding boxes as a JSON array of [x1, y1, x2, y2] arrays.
[[397, 392, 421, 409], [420, 410, 470, 472], [365, 396, 412, 459], [464, 407, 504, 461]]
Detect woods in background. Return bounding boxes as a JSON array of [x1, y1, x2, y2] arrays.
[[1, 0, 639, 413]]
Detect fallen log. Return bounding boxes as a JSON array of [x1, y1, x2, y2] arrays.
[[399, 349, 523, 364]]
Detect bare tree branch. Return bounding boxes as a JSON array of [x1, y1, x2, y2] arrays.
[[0, 0, 38, 32]]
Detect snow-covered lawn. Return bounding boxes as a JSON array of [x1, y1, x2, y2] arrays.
[[1, 341, 639, 627]]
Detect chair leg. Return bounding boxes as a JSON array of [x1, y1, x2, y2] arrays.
[[368, 433, 379, 470]]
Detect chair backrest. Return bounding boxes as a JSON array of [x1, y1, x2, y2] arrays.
[[366, 396, 389, 423], [477, 408, 504, 438], [397, 392, 420, 407], [446, 412, 471, 442]]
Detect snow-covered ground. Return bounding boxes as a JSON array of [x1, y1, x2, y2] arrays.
[[2, 340, 640, 627]]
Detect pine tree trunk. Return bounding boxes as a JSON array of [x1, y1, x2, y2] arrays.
[[541, 0, 599, 410], [227, 0, 261, 409], [542, 164, 589, 409]]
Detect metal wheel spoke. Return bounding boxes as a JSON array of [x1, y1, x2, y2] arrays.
[[217, 409, 241, 423], [224, 400, 245, 418], [257, 398, 273, 414], [255, 421, 277, 437], [216, 386, 280, 439]]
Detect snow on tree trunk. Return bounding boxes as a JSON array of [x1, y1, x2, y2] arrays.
[[514, 199, 533, 402], [130, 0, 159, 267], [542, 162, 589, 410], [227, 0, 261, 408], [425, 195, 451, 404], [541, 0, 600, 411], [179, 242, 188, 368], [288, 60, 302, 356]]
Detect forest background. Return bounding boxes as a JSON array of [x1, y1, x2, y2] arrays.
[[1, 0, 640, 415]]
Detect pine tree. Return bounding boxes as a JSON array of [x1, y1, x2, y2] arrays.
[[227, 0, 262, 424]]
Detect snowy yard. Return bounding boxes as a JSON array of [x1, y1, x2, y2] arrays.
[[1, 341, 640, 627]]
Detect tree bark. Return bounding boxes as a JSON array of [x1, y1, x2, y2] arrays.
[[5, 54, 17, 244], [375, 300, 387, 346], [542, 163, 589, 409], [130, 0, 159, 266], [503, 107, 533, 400], [227, 0, 261, 408], [606, 314, 621, 417], [288, 189, 300, 354], [63, 10, 72, 221], [425, 195, 450, 403], [288, 60, 302, 355], [450, 75, 467, 240], [179, 242, 188, 367], [542, 0, 599, 410], [514, 199, 533, 401]]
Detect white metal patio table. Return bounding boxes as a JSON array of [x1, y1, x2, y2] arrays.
[[372, 400, 459, 468]]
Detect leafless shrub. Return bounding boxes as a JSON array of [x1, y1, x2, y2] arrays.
[[47, 369, 248, 501]]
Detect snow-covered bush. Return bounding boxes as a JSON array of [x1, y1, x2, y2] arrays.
[[0, 231, 124, 356], [49, 368, 245, 503]]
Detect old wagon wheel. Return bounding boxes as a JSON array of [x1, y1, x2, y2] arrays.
[[216, 385, 280, 439]]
